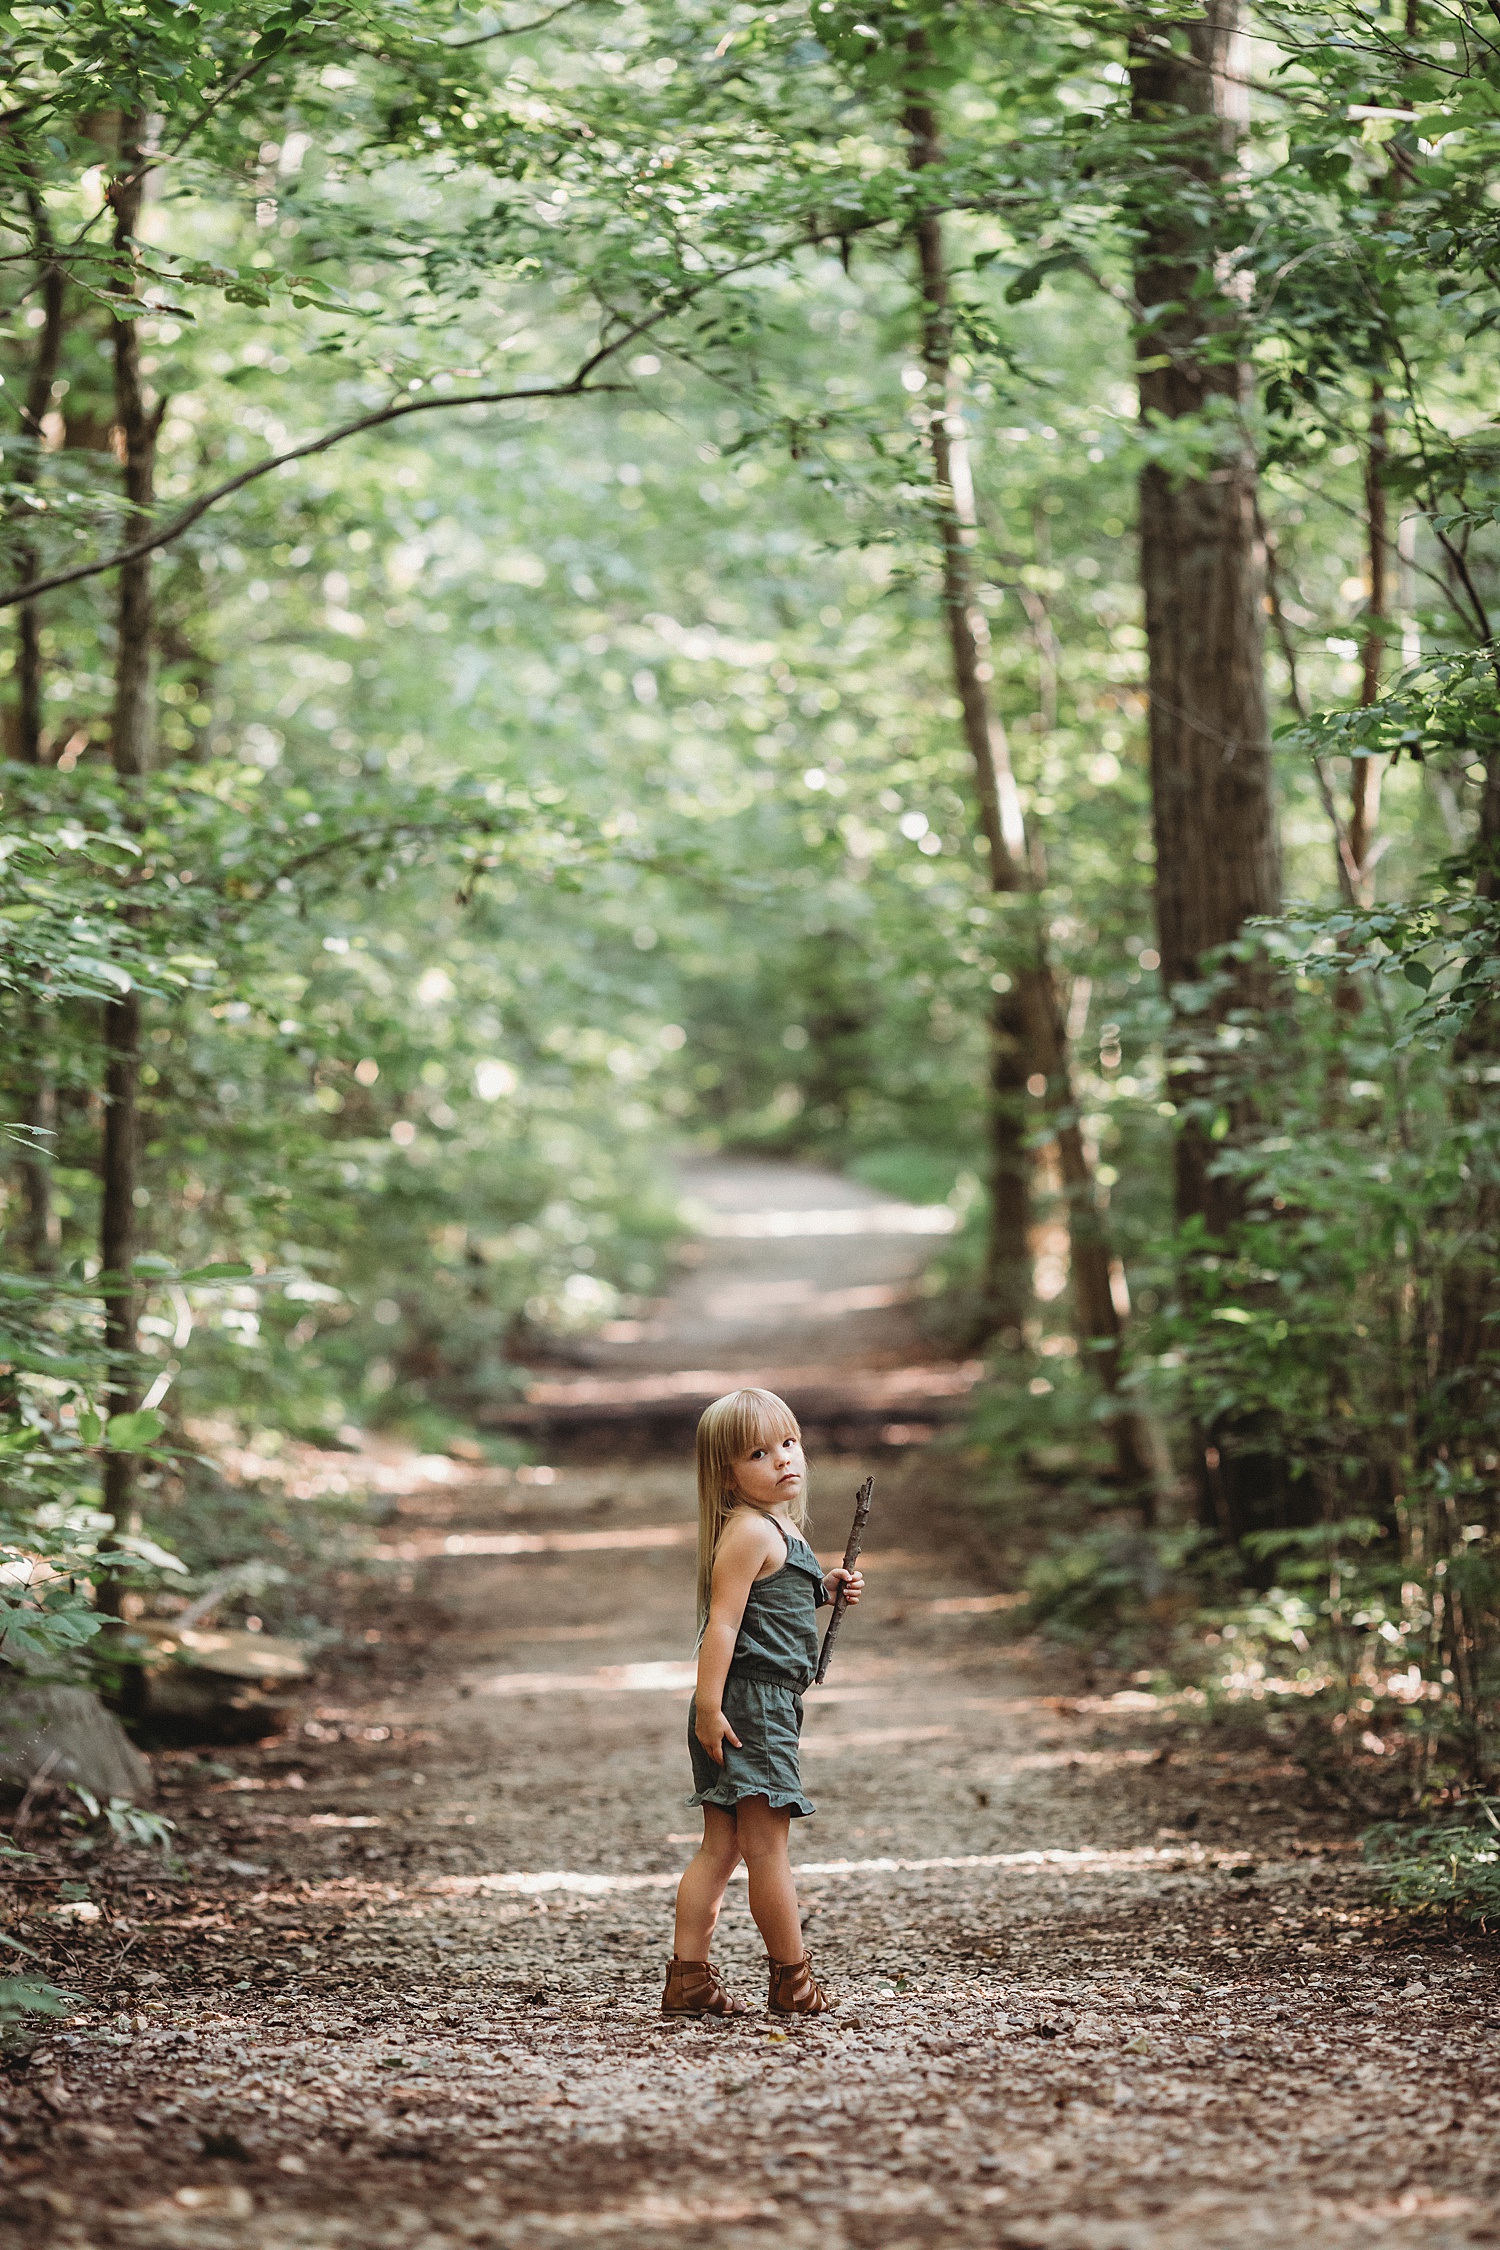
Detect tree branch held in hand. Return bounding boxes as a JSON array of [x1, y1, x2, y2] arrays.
[[814, 1475, 873, 1688]]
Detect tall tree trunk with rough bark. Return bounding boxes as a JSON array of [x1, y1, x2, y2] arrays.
[[99, 119, 160, 1562], [1130, 2, 1281, 1232], [1131, 5, 1287, 1539], [906, 86, 1159, 1498]]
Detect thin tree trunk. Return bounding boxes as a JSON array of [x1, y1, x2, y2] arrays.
[[99, 118, 159, 1563], [15, 190, 65, 767], [982, 983, 1031, 1343], [1442, 655, 1500, 1413], [1328, 381, 1391, 1022], [1131, 1, 1281, 1239], [18, 1074, 59, 1273], [905, 84, 1158, 1498], [1353, 381, 1387, 884], [10, 193, 67, 1268]]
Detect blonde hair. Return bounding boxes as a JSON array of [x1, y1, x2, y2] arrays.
[[694, 1387, 805, 1625]]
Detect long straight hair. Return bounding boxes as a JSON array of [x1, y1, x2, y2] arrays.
[[694, 1387, 805, 1627]]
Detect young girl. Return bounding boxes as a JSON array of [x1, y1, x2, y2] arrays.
[[663, 1387, 863, 2018]]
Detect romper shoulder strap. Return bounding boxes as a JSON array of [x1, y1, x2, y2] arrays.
[[782, 1525, 822, 1573]]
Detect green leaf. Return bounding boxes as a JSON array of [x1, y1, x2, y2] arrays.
[[1004, 249, 1085, 305], [0, 1976, 80, 2022], [0, 1605, 105, 1662], [103, 1409, 167, 1453], [1402, 960, 1434, 991], [179, 1262, 254, 1282]]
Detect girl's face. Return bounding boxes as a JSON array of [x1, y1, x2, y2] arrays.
[[728, 1431, 805, 1513]]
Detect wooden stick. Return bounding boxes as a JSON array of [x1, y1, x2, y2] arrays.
[[814, 1475, 874, 1687]]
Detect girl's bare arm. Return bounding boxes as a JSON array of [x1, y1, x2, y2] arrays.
[[695, 1514, 775, 1765]]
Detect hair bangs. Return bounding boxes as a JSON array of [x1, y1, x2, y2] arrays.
[[693, 1388, 805, 1626], [709, 1386, 801, 1466]]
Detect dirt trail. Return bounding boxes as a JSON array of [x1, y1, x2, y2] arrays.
[[579, 1155, 948, 1370], [503, 1157, 983, 1447], [6, 1165, 1500, 2249]]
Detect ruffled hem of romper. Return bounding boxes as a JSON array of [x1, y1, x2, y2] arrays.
[[688, 1781, 815, 1819]]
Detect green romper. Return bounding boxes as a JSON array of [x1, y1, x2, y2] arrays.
[[688, 1517, 829, 1821]]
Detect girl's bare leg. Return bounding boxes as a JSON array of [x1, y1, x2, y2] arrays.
[[734, 1796, 804, 1962], [673, 1807, 742, 1958]]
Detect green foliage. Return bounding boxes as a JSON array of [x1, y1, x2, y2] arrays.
[[0, 1975, 79, 2026], [63, 1787, 177, 1858], [0, 0, 1495, 1779], [0, 1929, 79, 2025], [143, 1461, 370, 1645], [1365, 1804, 1500, 1929], [1024, 1526, 1216, 1658]]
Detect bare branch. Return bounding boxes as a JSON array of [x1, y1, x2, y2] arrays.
[[0, 368, 625, 611], [441, 0, 601, 50], [0, 220, 869, 611]]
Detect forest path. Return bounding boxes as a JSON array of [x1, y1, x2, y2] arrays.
[[9, 1163, 1500, 2250], [505, 1153, 984, 1445], [580, 1152, 951, 1370]]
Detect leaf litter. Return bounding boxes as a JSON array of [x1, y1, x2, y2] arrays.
[[3, 1457, 1499, 2250]]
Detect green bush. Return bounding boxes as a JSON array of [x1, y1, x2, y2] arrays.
[[1024, 1526, 1218, 1660], [1364, 1803, 1500, 1928]]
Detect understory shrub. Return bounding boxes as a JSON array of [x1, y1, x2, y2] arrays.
[[1364, 1802, 1500, 1929]]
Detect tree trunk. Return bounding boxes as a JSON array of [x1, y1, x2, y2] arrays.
[[906, 85, 1159, 1498], [905, 161, 1034, 1351], [1131, 5, 1288, 1539], [15, 194, 65, 768], [18, 1073, 59, 1273], [1441, 637, 1500, 1426], [1130, 1, 1281, 1238], [98, 118, 158, 1562], [982, 982, 1031, 1343], [110, 158, 157, 786], [1350, 382, 1387, 891], [100, 985, 141, 1536], [10, 198, 67, 1267]]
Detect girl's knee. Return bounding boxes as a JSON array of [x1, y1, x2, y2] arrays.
[[696, 1832, 742, 1880]]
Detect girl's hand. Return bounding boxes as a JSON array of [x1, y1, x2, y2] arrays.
[[695, 1707, 743, 1767], [824, 1566, 864, 1605]]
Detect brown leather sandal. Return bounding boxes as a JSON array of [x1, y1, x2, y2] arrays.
[[661, 1957, 749, 2016], [767, 1955, 832, 2015]]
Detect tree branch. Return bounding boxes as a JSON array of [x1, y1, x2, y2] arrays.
[[0, 211, 892, 612], [441, 0, 601, 50], [0, 368, 621, 611]]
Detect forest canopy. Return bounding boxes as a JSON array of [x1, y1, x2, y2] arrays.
[[1, 0, 1498, 1839]]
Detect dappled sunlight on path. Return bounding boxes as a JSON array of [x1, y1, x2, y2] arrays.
[[12, 1161, 1500, 2250], [502, 1157, 984, 1446]]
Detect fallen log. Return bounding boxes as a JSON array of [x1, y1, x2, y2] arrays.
[[135, 1625, 309, 1744]]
